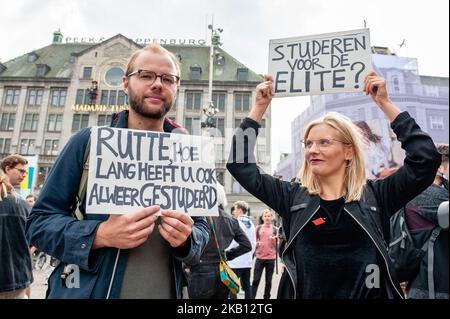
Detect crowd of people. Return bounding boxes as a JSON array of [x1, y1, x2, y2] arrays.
[[0, 43, 448, 300]]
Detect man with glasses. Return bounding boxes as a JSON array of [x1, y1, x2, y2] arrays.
[[26, 44, 209, 299], [1, 154, 28, 187], [0, 154, 33, 299]]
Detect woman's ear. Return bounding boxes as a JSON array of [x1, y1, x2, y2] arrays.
[[344, 144, 355, 161]]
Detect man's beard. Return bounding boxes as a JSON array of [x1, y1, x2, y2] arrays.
[[128, 87, 172, 119]]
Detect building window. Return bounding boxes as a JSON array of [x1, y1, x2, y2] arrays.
[[50, 88, 67, 106], [259, 118, 266, 138], [0, 138, 11, 154], [100, 90, 109, 105], [117, 91, 127, 105], [97, 114, 112, 126], [186, 91, 202, 110], [234, 118, 243, 128], [83, 67, 93, 79], [105, 67, 124, 86], [27, 88, 43, 106], [430, 115, 444, 130], [234, 92, 250, 111], [211, 117, 225, 137], [232, 178, 249, 194], [257, 144, 266, 163], [189, 66, 202, 80], [72, 114, 89, 132], [37, 166, 52, 189], [97, 90, 127, 105], [83, 89, 91, 104], [392, 76, 400, 93], [43, 139, 59, 156], [75, 89, 84, 104], [4, 88, 20, 105], [109, 90, 117, 105], [215, 143, 224, 162], [212, 92, 226, 111], [22, 113, 39, 131], [184, 117, 200, 135], [47, 114, 63, 132], [27, 52, 39, 63], [20, 139, 35, 155], [237, 68, 249, 81], [0, 113, 16, 131], [36, 64, 50, 77]]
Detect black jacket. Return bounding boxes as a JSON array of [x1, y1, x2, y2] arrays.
[[198, 205, 252, 264], [227, 112, 441, 299]]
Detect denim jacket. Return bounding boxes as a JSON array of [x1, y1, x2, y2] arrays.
[[26, 111, 209, 298], [0, 195, 33, 292]]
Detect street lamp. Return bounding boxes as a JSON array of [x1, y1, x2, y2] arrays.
[[201, 22, 222, 130]]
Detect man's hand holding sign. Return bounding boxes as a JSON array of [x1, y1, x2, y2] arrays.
[[88, 127, 217, 250], [93, 205, 160, 249]]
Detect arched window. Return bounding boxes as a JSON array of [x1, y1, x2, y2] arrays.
[[392, 76, 400, 93]]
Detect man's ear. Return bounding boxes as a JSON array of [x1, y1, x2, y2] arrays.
[[122, 76, 129, 95]]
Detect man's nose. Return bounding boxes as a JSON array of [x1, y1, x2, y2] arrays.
[[151, 76, 164, 88]]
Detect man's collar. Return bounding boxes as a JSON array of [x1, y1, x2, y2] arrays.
[[111, 110, 187, 134]]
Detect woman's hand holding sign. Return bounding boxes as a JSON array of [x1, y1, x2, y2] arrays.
[[364, 71, 400, 122], [248, 74, 275, 123], [92, 205, 160, 249]]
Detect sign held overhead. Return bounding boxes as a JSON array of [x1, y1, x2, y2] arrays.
[[269, 28, 372, 97]]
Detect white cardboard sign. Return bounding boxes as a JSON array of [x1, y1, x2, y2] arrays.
[[86, 127, 218, 216], [269, 28, 372, 97]]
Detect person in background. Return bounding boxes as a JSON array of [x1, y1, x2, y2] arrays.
[[25, 194, 37, 206], [24, 193, 38, 298], [0, 155, 33, 299], [228, 200, 256, 299], [186, 184, 251, 299], [404, 143, 448, 299], [252, 209, 277, 299]]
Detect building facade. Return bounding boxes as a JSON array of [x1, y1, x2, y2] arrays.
[[0, 31, 272, 219], [276, 46, 449, 181]]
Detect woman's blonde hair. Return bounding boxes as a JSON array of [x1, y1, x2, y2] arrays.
[[298, 112, 366, 202]]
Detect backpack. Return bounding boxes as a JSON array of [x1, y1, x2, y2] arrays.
[[388, 209, 442, 285]]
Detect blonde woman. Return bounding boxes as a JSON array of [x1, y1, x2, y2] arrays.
[[227, 71, 441, 299]]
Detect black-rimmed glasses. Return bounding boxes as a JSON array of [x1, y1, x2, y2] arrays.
[[13, 167, 28, 175], [127, 69, 180, 87]]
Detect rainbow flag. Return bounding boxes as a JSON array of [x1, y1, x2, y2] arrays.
[[20, 155, 38, 198]]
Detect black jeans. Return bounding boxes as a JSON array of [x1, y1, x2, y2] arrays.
[[229, 268, 253, 299], [252, 259, 275, 299], [187, 263, 230, 299]]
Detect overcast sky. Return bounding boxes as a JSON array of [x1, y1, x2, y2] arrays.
[[1, 0, 448, 171]]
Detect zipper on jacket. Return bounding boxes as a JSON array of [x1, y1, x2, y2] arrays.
[[344, 208, 404, 299], [281, 206, 320, 299], [106, 249, 121, 299]]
